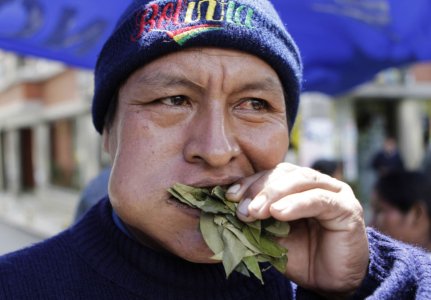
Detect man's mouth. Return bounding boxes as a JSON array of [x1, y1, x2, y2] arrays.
[[166, 177, 242, 216], [167, 195, 201, 217], [185, 177, 242, 189]]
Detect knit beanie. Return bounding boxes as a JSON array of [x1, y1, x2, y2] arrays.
[[92, 0, 302, 133]]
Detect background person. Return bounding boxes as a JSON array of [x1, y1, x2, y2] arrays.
[[311, 158, 343, 180], [371, 171, 431, 251], [74, 167, 111, 222], [371, 136, 405, 177]]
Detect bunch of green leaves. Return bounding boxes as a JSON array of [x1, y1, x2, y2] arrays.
[[168, 183, 290, 283]]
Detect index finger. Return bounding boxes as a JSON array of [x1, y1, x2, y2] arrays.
[[228, 163, 343, 221]]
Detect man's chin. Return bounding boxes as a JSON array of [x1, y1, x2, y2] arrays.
[[166, 232, 218, 264]]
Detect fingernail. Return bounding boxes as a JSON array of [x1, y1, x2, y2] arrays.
[[227, 184, 241, 195], [249, 195, 267, 211], [238, 198, 251, 216]]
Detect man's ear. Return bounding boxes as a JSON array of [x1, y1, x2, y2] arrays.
[[409, 202, 427, 225]]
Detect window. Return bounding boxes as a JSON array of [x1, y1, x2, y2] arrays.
[[49, 119, 79, 189]]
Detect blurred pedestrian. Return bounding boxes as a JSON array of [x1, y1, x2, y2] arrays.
[[371, 171, 431, 252], [310, 159, 343, 180], [74, 167, 111, 222], [371, 136, 404, 176]]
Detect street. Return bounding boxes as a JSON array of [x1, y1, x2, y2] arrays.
[[0, 220, 42, 256]]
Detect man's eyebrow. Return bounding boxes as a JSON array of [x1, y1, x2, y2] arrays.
[[232, 77, 284, 95], [134, 72, 283, 94], [135, 72, 204, 92]]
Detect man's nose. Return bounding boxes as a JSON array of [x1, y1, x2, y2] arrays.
[[183, 111, 241, 168]]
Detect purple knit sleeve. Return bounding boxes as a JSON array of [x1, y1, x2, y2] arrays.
[[351, 228, 431, 299], [295, 227, 431, 300]]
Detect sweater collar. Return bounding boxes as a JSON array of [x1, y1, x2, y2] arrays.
[[67, 197, 288, 299], [111, 209, 134, 240]]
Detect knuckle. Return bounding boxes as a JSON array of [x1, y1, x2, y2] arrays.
[[267, 178, 288, 195], [353, 201, 365, 220], [339, 181, 353, 192], [321, 192, 338, 209], [300, 167, 320, 183], [312, 189, 337, 209]]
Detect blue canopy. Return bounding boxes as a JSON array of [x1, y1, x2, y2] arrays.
[[0, 0, 128, 69], [275, 0, 431, 94], [0, 0, 430, 94]]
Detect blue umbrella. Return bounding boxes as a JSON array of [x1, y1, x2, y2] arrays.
[[0, 0, 430, 94], [273, 0, 431, 94], [0, 0, 128, 68]]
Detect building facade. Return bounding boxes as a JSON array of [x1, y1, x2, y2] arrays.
[[296, 63, 431, 219], [0, 50, 106, 211]]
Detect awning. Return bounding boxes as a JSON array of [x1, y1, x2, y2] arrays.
[[0, 0, 430, 94]]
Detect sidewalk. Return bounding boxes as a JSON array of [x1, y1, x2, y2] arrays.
[[0, 220, 42, 255], [0, 188, 79, 238]]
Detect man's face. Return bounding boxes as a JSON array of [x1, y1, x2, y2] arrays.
[[104, 48, 289, 263]]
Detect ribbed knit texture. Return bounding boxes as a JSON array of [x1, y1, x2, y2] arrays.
[[1, 198, 430, 299], [351, 228, 431, 299]]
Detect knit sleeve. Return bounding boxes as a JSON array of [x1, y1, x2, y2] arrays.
[[295, 228, 431, 300], [351, 227, 431, 299]]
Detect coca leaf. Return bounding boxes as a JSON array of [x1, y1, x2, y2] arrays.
[[243, 256, 263, 284], [168, 183, 289, 283], [263, 219, 290, 238], [221, 228, 247, 278], [200, 213, 224, 255]]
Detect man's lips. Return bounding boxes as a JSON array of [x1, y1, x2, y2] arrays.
[[182, 176, 243, 189], [167, 195, 201, 217], [167, 176, 243, 217]]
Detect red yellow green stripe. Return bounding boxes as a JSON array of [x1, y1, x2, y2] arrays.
[[166, 24, 223, 45]]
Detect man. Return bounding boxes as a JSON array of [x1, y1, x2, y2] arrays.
[[1, 0, 430, 299], [74, 166, 111, 222], [371, 136, 404, 177]]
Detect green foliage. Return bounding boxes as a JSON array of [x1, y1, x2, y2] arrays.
[[168, 183, 290, 284]]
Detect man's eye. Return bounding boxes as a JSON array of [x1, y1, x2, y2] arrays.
[[159, 95, 190, 106], [237, 98, 270, 111]]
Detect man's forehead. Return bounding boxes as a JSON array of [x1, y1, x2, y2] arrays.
[[125, 48, 284, 92], [134, 47, 276, 70]]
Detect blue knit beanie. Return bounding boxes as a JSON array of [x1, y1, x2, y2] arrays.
[[92, 0, 302, 133]]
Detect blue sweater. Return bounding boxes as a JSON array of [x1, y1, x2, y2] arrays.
[[0, 198, 430, 299]]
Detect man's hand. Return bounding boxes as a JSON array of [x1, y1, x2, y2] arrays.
[[226, 163, 369, 296]]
